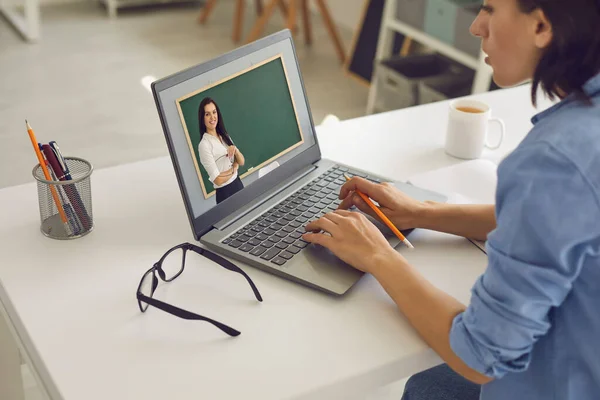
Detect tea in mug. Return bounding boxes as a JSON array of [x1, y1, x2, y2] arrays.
[[456, 106, 485, 114]]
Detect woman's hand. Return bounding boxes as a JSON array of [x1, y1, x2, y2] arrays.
[[339, 177, 426, 231], [302, 210, 398, 273], [227, 145, 237, 159]]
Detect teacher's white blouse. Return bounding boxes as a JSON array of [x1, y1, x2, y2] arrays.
[[198, 133, 237, 189]]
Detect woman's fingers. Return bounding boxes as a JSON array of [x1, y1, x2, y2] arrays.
[[333, 209, 354, 217], [305, 215, 338, 234], [338, 193, 380, 221], [339, 177, 384, 201], [302, 232, 333, 248], [303, 215, 340, 248], [338, 195, 353, 210], [322, 211, 346, 223], [306, 210, 357, 233]]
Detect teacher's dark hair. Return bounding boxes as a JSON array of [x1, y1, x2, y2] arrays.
[[198, 97, 234, 146], [517, 0, 600, 106]]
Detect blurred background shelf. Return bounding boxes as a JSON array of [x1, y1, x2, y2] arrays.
[[361, 0, 493, 114]]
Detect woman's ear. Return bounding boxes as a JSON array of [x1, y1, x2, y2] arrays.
[[532, 8, 553, 49]]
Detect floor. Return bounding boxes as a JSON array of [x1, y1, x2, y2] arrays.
[[0, 0, 369, 189], [2, 1, 409, 398]]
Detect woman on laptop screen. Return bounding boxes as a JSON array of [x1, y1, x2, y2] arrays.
[[198, 97, 246, 204]]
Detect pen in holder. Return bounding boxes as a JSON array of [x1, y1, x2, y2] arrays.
[[32, 157, 94, 240]]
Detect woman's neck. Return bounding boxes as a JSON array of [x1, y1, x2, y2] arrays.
[[206, 129, 218, 137]]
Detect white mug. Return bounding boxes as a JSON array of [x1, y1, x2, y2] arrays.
[[445, 99, 505, 159]]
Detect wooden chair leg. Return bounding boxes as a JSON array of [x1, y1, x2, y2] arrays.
[[277, 0, 288, 19], [233, 0, 245, 42], [245, 0, 280, 44], [262, 0, 295, 35], [301, 0, 312, 44], [255, 0, 263, 14], [276, 0, 296, 33], [315, 0, 346, 63], [287, 0, 297, 33], [198, 0, 218, 24]]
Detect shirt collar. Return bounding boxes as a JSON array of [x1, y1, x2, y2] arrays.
[[204, 133, 222, 142], [531, 72, 600, 125]]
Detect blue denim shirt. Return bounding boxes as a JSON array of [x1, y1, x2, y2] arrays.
[[450, 73, 600, 400]]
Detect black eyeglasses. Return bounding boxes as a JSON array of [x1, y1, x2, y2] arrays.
[[136, 242, 263, 337]]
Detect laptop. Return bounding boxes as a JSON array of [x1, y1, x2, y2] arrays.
[[151, 30, 446, 296]]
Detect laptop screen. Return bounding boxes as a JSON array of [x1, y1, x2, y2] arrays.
[[153, 32, 320, 237]]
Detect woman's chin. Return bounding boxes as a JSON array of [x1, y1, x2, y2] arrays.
[[491, 73, 513, 89], [491, 69, 533, 89], [493, 75, 532, 89]]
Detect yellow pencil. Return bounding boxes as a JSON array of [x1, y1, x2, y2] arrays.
[[344, 173, 414, 249], [26, 120, 71, 235]]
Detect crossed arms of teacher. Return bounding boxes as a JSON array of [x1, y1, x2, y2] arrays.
[[213, 146, 245, 186], [303, 177, 497, 385]]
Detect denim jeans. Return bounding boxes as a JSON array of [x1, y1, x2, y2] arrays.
[[401, 364, 481, 400]]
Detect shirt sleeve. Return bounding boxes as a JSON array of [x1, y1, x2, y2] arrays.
[[450, 141, 600, 378], [198, 139, 221, 183]]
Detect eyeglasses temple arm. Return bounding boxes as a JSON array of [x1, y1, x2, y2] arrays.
[[189, 243, 263, 302], [137, 293, 241, 337]]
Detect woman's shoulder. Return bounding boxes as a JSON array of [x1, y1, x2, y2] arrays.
[[499, 137, 600, 207], [519, 100, 600, 173], [528, 98, 600, 145], [198, 134, 213, 148]]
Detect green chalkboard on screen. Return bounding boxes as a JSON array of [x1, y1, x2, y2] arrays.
[[176, 55, 305, 199]]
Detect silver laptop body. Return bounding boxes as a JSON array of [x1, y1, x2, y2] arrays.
[[152, 30, 446, 296]]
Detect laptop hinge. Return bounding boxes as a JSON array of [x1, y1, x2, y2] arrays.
[[214, 164, 318, 231]]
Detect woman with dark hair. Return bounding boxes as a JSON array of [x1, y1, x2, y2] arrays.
[[197, 97, 245, 204], [302, 0, 600, 399]]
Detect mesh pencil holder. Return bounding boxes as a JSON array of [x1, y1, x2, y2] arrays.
[[32, 157, 94, 240]]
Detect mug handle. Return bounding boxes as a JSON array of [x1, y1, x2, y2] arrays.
[[486, 118, 505, 150]]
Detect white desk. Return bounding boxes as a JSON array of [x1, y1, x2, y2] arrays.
[[0, 85, 553, 400]]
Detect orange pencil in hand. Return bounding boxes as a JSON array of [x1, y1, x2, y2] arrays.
[[344, 173, 414, 249]]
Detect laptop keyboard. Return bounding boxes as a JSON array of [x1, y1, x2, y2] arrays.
[[221, 165, 381, 266]]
